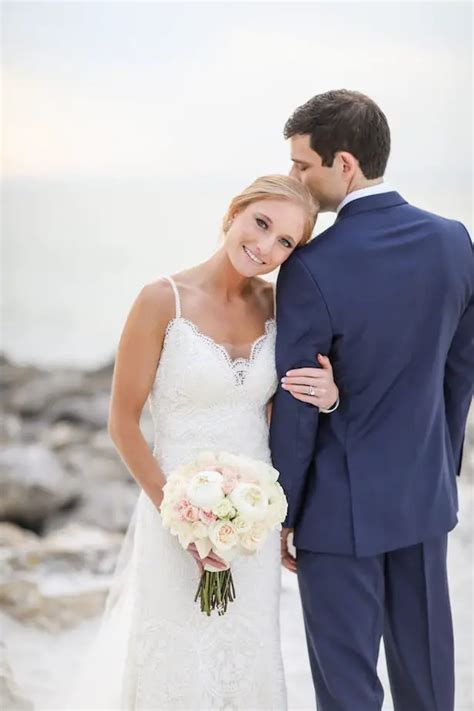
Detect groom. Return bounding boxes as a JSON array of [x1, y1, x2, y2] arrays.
[[270, 90, 473, 711]]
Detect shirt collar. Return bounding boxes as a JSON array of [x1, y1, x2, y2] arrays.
[[336, 182, 393, 214]]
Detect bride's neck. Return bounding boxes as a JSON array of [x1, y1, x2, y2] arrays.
[[199, 247, 251, 300]]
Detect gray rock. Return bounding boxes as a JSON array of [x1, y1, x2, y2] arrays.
[[0, 354, 39, 392], [0, 522, 39, 550], [41, 422, 90, 450], [82, 359, 114, 393], [0, 413, 22, 444], [0, 445, 80, 529], [0, 523, 123, 630], [58, 443, 131, 483], [47, 393, 110, 428], [45, 480, 139, 534], [6, 371, 86, 417]]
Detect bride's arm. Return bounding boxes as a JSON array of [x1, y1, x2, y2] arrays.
[[108, 280, 173, 511], [266, 399, 273, 423]]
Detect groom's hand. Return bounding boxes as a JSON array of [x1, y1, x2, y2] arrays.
[[280, 527, 297, 573]]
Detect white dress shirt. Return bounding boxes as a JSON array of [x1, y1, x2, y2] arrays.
[[337, 182, 393, 214]]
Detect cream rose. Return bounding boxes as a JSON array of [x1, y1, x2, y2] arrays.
[[212, 497, 236, 519], [240, 521, 268, 552], [209, 520, 239, 552], [233, 516, 251, 534]]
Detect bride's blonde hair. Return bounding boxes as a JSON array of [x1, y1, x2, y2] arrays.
[[222, 175, 318, 246]]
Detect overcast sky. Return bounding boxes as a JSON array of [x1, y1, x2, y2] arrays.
[[1, 1, 472, 366], [3, 1, 472, 188]]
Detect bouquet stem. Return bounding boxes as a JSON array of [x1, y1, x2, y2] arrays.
[[194, 569, 235, 616]]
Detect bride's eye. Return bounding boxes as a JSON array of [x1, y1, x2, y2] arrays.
[[280, 238, 293, 249], [256, 217, 269, 230]]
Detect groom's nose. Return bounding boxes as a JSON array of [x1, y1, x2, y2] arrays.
[[289, 164, 299, 179]]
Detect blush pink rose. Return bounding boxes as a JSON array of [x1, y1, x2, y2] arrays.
[[221, 467, 241, 495], [176, 498, 190, 512], [199, 509, 217, 525], [182, 505, 200, 523]]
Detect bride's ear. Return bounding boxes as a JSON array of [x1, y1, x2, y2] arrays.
[[223, 212, 237, 234]]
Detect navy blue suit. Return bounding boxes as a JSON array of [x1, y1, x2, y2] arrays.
[[270, 192, 473, 710]]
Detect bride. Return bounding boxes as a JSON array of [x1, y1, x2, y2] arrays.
[[69, 175, 339, 710]]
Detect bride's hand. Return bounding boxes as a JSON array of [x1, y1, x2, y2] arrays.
[[187, 543, 228, 574], [281, 354, 339, 410]]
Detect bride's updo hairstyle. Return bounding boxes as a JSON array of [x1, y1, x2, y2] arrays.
[[222, 175, 318, 247]]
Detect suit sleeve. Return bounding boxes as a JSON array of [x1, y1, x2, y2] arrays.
[[444, 225, 474, 476], [270, 253, 333, 528]]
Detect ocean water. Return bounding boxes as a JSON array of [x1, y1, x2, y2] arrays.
[[2, 176, 472, 368]]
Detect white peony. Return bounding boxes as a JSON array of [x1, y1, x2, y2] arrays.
[[212, 497, 236, 519], [229, 483, 268, 521], [267, 483, 288, 526], [186, 470, 225, 510]]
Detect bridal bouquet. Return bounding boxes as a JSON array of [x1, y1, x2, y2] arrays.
[[160, 451, 288, 616]]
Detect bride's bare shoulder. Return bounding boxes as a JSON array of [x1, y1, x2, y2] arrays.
[[131, 277, 176, 327]]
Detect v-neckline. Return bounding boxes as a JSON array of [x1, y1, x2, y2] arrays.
[[165, 316, 275, 367]]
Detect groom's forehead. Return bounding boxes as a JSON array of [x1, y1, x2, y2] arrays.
[[290, 134, 314, 159]]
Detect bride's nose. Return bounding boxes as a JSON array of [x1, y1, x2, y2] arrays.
[[256, 233, 276, 259]]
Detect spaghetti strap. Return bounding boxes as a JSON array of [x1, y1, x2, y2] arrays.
[[163, 275, 182, 319]]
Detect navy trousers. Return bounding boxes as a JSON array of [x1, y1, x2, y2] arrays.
[[297, 535, 454, 711]]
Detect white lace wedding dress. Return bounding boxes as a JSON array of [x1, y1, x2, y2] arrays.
[[67, 276, 287, 710]]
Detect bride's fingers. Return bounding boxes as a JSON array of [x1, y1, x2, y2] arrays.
[[284, 384, 327, 397], [283, 376, 327, 387], [285, 367, 327, 378]]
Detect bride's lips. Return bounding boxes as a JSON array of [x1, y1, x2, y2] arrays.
[[243, 245, 265, 265]]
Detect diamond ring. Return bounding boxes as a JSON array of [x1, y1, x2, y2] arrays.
[[308, 386, 316, 397]]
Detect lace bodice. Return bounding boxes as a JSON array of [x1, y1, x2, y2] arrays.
[[149, 276, 278, 475]]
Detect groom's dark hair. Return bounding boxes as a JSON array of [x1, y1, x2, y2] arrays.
[[284, 90, 391, 179]]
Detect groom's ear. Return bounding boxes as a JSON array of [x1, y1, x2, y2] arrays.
[[338, 151, 358, 176]]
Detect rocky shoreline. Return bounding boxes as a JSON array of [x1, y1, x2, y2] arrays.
[[0, 354, 138, 707], [1, 353, 472, 709]]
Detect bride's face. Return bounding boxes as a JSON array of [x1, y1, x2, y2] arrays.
[[225, 198, 307, 276]]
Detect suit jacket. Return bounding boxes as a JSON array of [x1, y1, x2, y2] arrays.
[[270, 191, 473, 557]]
